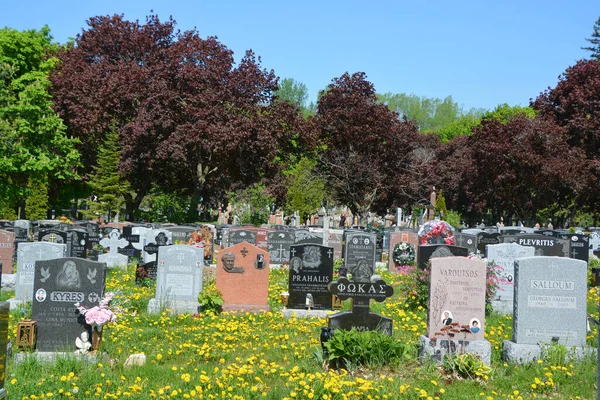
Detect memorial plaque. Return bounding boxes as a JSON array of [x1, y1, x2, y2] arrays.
[[427, 256, 487, 341], [288, 244, 334, 309], [344, 232, 377, 281], [512, 256, 587, 346], [502, 234, 570, 257], [486, 243, 535, 314], [267, 231, 295, 264], [31, 258, 107, 352]]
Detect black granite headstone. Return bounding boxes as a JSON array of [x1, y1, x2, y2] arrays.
[[417, 244, 469, 269], [228, 229, 257, 247], [165, 226, 196, 243], [67, 230, 88, 259], [294, 229, 324, 245], [327, 277, 394, 335], [502, 234, 570, 257], [343, 232, 377, 280], [119, 226, 142, 259], [477, 232, 502, 255], [31, 258, 106, 352], [454, 232, 478, 255], [288, 244, 334, 309], [38, 229, 68, 246], [267, 231, 295, 263], [560, 233, 589, 264]]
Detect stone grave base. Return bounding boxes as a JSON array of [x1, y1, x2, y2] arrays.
[[1, 274, 15, 290], [502, 340, 596, 364], [221, 304, 270, 313], [490, 300, 513, 315], [98, 254, 128, 269], [282, 309, 330, 319], [147, 299, 200, 315], [14, 351, 102, 364], [419, 335, 492, 366]]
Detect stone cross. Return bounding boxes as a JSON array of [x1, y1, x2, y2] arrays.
[[100, 229, 129, 256]]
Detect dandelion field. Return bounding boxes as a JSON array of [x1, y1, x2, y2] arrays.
[[5, 265, 599, 399]]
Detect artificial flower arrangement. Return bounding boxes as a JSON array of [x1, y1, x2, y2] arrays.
[[75, 292, 117, 331], [418, 220, 455, 245], [392, 242, 416, 266]]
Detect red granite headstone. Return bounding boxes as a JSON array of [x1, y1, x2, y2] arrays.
[[216, 242, 270, 312], [0, 230, 15, 273], [388, 231, 418, 273]]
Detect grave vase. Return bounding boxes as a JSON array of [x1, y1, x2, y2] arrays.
[[92, 325, 103, 351]]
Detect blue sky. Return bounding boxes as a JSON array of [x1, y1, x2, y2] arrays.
[[2, 0, 598, 111]]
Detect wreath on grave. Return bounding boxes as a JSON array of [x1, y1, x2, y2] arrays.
[[418, 220, 455, 245], [392, 242, 416, 265]]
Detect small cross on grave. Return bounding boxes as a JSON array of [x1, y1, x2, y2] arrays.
[[327, 277, 395, 335], [49, 234, 56, 243], [277, 244, 285, 260], [177, 253, 186, 263], [240, 247, 248, 258], [290, 248, 296, 258], [37, 248, 45, 260], [100, 229, 129, 256], [327, 249, 333, 259]]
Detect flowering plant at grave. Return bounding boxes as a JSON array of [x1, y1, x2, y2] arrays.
[[418, 220, 455, 245], [392, 242, 416, 266], [75, 292, 117, 330]]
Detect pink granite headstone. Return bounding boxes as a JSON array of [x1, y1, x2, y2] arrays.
[[388, 231, 418, 273], [0, 230, 15, 273]]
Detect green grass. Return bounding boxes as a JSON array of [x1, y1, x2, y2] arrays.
[[4, 264, 599, 399]]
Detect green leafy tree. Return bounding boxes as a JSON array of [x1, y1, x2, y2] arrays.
[[435, 114, 481, 142], [25, 175, 49, 220], [284, 157, 326, 222], [83, 129, 130, 222], [230, 184, 274, 226], [0, 26, 80, 216], [275, 78, 312, 117], [483, 103, 536, 123], [582, 16, 600, 60]]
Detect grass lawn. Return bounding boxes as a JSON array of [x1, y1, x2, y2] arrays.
[[4, 265, 598, 399]]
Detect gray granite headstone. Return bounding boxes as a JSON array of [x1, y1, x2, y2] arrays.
[[288, 244, 333, 309], [486, 243, 535, 314], [12, 242, 67, 306], [99, 229, 129, 268], [31, 258, 107, 352], [147, 245, 204, 314], [267, 231, 295, 264], [512, 256, 587, 346]]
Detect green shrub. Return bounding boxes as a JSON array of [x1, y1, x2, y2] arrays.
[[442, 353, 492, 380], [324, 328, 412, 369], [198, 282, 224, 315]]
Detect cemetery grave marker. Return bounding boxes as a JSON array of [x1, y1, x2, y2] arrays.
[[294, 229, 324, 245], [420, 256, 491, 364], [216, 242, 270, 312], [486, 243, 535, 314], [12, 242, 67, 307], [503, 256, 590, 363], [267, 231, 295, 264], [0, 231, 14, 274], [327, 277, 394, 335], [388, 231, 418, 272], [417, 244, 468, 269], [502, 234, 570, 257], [99, 229, 129, 268], [288, 244, 334, 310], [344, 232, 377, 281], [228, 229, 257, 247], [147, 245, 204, 315], [31, 258, 107, 352], [477, 232, 501, 256], [454, 231, 478, 255], [559, 233, 589, 264]]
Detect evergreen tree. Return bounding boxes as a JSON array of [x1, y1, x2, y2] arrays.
[[435, 189, 448, 220], [25, 174, 49, 220], [83, 129, 130, 221], [582, 17, 600, 60]]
